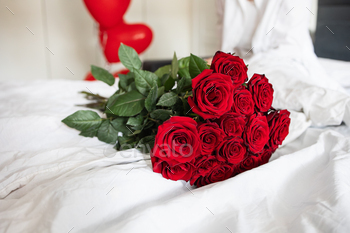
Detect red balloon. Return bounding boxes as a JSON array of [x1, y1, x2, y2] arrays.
[[113, 69, 129, 77], [84, 71, 95, 81], [99, 22, 153, 63], [83, 0, 131, 29]]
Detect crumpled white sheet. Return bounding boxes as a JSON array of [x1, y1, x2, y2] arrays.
[[0, 60, 350, 232]]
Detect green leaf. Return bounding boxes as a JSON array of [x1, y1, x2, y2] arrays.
[[110, 117, 131, 135], [172, 97, 184, 115], [118, 72, 134, 91], [117, 135, 136, 151], [62, 110, 102, 132], [127, 82, 137, 92], [79, 123, 101, 137], [127, 115, 144, 126], [178, 56, 190, 69], [105, 91, 124, 114], [91, 65, 115, 86], [97, 119, 119, 144], [176, 75, 192, 94], [130, 117, 148, 130], [164, 76, 175, 91], [118, 43, 142, 71], [182, 97, 191, 115], [157, 92, 178, 107], [171, 52, 179, 80], [137, 135, 155, 153], [189, 54, 208, 79], [134, 69, 158, 95], [145, 85, 158, 112], [143, 120, 155, 130], [157, 86, 165, 98], [106, 90, 146, 116], [178, 68, 191, 79], [155, 64, 171, 78], [150, 109, 173, 121], [160, 74, 170, 85]]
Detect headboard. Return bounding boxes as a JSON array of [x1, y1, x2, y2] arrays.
[[314, 0, 350, 61]]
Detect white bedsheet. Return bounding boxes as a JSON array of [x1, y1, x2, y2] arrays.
[[1, 57, 350, 232]]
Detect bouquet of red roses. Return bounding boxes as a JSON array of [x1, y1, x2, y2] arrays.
[[62, 44, 291, 187]]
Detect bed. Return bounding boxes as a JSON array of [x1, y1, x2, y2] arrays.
[[0, 55, 349, 232]]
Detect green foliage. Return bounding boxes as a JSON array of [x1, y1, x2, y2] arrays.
[[171, 52, 179, 80], [176, 75, 192, 94], [106, 90, 146, 117], [63, 44, 214, 152], [91, 65, 115, 86], [118, 72, 134, 91], [62, 110, 102, 132], [157, 92, 178, 107], [118, 43, 142, 71], [133, 69, 158, 95], [189, 54, 208, 79], [145, 85, 158, 112], [155, 65, 171, 78], [97, 119, 120, 144], [150, 109, 173, 121]]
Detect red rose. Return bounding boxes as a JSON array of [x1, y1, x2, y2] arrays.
[[243, 113, 269, 153], [197, 122, 225, 155], [216, 137, 246, 164], [151, 156, 194, 182], [231, 86, 255, 116], [259, 148, 274, 165], [267, 109, 291, 150], [188, 69, 234, 120], [210, 51, 248, 88], [247, 74, 274, 112], [218, 112, 246, 137], [152, 116, 201, 166], [190, 156, 233, 187], [237, 154, 261, 172]]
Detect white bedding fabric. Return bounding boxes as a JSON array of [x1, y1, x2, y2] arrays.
[[0, 58, 350, 232]]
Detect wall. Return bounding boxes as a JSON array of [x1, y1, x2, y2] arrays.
[[0, 0, 317, 81], [0, 0, 220, 81]]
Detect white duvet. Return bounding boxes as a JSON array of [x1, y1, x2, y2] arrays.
[[0, 57, 350, 232]]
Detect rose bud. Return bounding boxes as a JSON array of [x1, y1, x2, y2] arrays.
[[243, 113, 269, 153], [151, 156, 195, 182], [259, 148, 274, 165], [188, 69, 234, 120], [197, 122, 225, 155], [218, 112, 246, 137], [237, 153, 262, 172], [216, 137, 246, 165], [151, 116, 201, 166], [190, 156, 233, 187], [231, 86, 255, 116], [247, 74, 274, 112], [266, 109, 291, 150], [210, 51, 248, 88]]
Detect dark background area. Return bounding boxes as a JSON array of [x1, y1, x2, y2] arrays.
[[314, 0, 350, 61]]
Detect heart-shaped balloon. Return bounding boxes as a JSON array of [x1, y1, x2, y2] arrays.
[[99, 22, 153, 63], [83, 0, 131, 29]]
